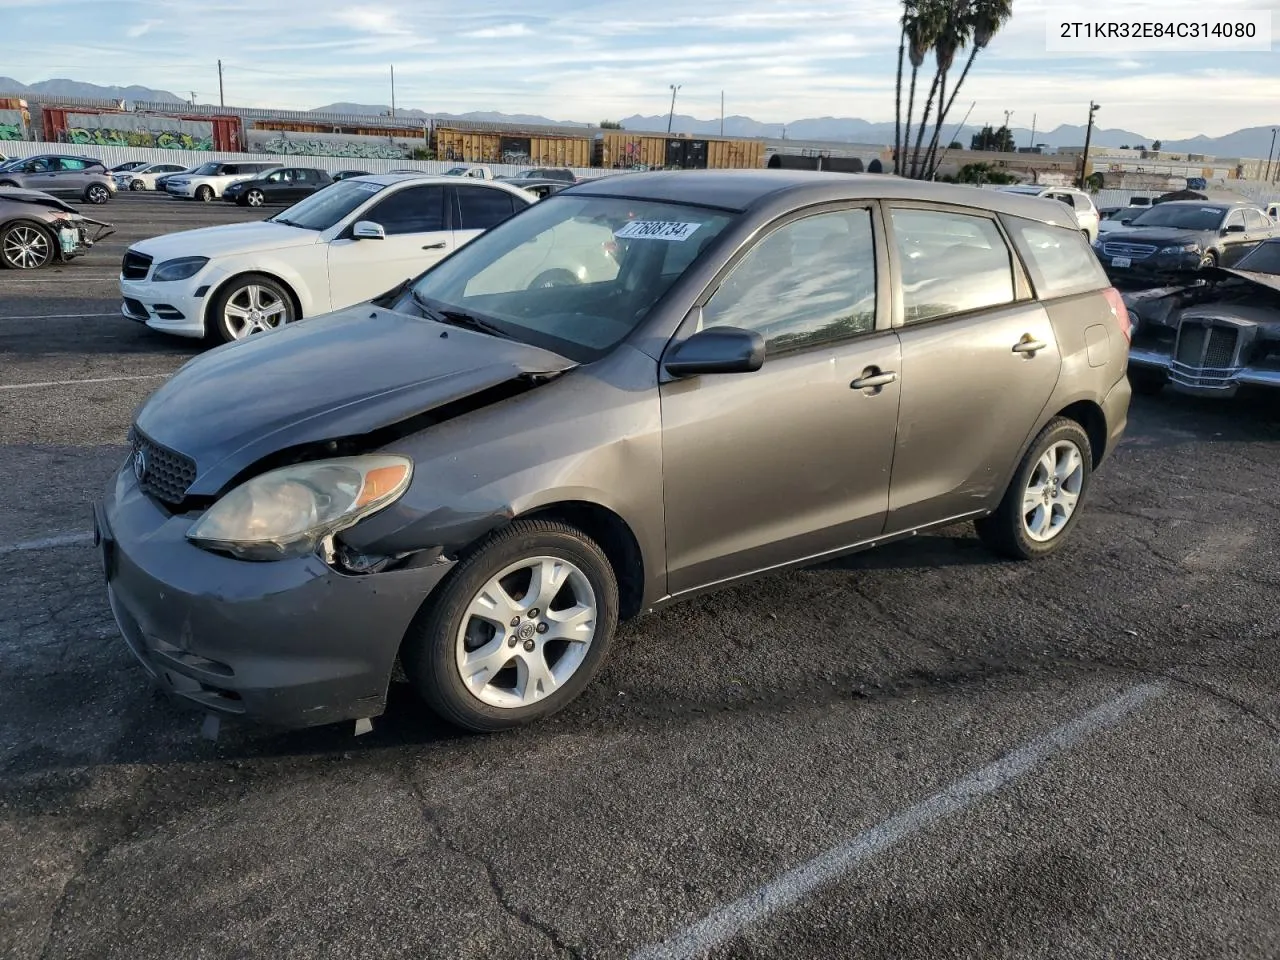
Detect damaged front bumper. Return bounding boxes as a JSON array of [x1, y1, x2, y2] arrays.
[[95, 464, 455, 731], [53, 214, 114, 260]]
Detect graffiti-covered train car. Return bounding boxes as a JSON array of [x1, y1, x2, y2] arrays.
[[0, 98, 32, 142], [594, 132, 765, 171], [41, 107, 241, 152], [434, 126, 594, 168]]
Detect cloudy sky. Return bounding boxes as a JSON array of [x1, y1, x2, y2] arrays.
[[2, 0, 1278, 137]]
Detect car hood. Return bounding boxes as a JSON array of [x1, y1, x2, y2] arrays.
[[0, 187, 81, 216], [1104, 227, 1209, 245], [134, 304, 576, 497], [132, 220, 320, 258]]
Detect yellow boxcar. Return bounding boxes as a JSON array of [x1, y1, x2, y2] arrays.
[[596, 132, 764, 170], [434, 127, 592, 167]]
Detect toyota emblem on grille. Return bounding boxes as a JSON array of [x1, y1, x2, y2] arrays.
[[133, 447, 148, 483]]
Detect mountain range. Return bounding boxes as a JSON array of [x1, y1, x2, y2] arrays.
[[2, 78, 1276, 159]]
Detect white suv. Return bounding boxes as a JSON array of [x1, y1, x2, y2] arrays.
[[164, 161, 281, 202], [996, 185, 1101, 242]]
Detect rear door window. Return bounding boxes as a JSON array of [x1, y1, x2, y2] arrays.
[[1002, 215, 1109, 299], [888, 207, 1017, 323], [1244, 209, 1271, 232], [456, 186, 519, 230]]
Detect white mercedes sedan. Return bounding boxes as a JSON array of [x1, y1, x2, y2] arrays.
[[118, 175, 542, 343]]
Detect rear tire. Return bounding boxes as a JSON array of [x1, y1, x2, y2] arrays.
[[975, 417, 1093, 561], [400, 518, 619, 733]]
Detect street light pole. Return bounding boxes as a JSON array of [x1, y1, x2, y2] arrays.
[[1265, 127, 1277, 182], [1078, 101, 1100, 190], [1003, 109, 1014, 151], [667, 84, 681, 134]]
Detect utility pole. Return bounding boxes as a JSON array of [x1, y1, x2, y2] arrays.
[[217, 60, 224, 108], [1078, 100, 1100, 190], [1266, 127, 1278, 182], [1029, 112, 1036, 151], [390, 65, 396, 120], [666, 84, 681, 134], [189, 91, 197, 106], [1003, 109, 1014, 152], [720, 90, 724, 137]]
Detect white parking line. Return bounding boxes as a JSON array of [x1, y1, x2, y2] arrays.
[[631, 681, 1167, 960], [0, 532, 93, 555], [0, 277, 118, 283], [0, 313, 120, 322], [0, 374, 168, 391]]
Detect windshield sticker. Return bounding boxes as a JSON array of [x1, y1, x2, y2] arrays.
[[1202, 208, 1222, 214], [353, 181, 383, 192], [614, 220, 702, 241]]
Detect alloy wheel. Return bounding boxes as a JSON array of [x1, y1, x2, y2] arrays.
[[87, 185, 109, 204], [1021, 440, 1085, 542], [455, 556, 598, 709], [222, 284, 290, 338], [2, 225, 52, 269], [246, 190, 264, 207]]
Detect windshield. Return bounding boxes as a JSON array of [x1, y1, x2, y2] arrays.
[[408, 195, 736, 362], [188, 162, 221, 176], [1235, 240, 1280, 275], [268, 179, 385, 230], [1128, 205, 1226, 230]]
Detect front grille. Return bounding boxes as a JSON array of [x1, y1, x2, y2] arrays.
[[1175, 323, 1208, 365], [122, 250, 152, 280], [1101, 241, 1158, 259], [1204, 326, 1238, 368], [129, 427, 197, 506]]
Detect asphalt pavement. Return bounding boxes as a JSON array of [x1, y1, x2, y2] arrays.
[[1, 193, 1279, 960]]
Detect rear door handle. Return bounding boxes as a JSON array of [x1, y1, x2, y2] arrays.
[[850, 369, 898, 391], [422, 242, 447, 250], [1012, 336, 1048, 354]]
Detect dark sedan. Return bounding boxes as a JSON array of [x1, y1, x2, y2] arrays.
[[496, 176, 573, 199], [222, 167, 334, 207], [1124, 237, 1280, 398], [1093, 200, 1278, 284], [332, 169, 372, 181]]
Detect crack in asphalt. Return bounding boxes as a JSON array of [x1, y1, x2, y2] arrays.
[[402, 772, 587, 960], [35, 768, 158, 960]]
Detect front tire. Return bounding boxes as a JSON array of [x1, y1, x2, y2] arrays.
[[208, 274, 297, 343], [1199, 249, 1218, 269], [975, 417, 1093, 561], [0, 221, 54, 270], [401, 518, 620, 733], [130, 179, 145, 191], [85, 184, 110, 204], [245, 189, 265, 207], [196, 185, 214, 202]]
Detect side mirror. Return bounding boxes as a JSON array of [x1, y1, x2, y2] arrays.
[[1224, 224, 1245, 234], [664, 325, 765, 377], [353, 220, 385, 240]]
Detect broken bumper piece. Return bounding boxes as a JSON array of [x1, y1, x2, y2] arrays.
[[96, 465, 454, 731]]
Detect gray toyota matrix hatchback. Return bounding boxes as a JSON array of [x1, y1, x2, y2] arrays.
[[95, 171, 1133, 734]]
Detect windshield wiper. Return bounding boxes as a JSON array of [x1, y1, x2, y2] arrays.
[[411, 291, 511, 339]]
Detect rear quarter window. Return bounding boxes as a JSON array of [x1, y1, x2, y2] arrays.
[[1002, 215, 1109, 300]]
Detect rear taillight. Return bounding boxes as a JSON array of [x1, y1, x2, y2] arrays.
[[1102, 286, 1131, 342]]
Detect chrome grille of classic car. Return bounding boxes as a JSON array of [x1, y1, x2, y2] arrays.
[[1101, 241, 1158, 259], [1170, 322, 1241, 390], [128, 427, 197, 506], [121, 250, 153, 280]]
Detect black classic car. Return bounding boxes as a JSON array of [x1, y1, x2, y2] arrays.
[[1093, 200, 1278, 284], [1124, 237, 1280, 398], [222, 167, 334, 207]]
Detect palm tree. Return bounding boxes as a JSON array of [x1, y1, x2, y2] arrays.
[[900, 0, 946, 178], [923, 0, 1013, 178], [914, 1, 972, 178], [894, 3, 913, 175]]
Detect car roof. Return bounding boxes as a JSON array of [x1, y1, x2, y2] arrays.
[[1151, 199, 1246, 209], [347, 173, 532, 192], [567, 169, 1081, 225]]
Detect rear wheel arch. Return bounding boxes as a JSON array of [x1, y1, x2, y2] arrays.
[[1056, 399, 1108, 469]]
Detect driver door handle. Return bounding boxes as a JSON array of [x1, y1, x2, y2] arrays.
[[850, 369, 898, 391], [1012, 336, 1048, 354], [422, 241, 447, 250]]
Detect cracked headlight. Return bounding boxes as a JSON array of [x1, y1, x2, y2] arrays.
[[187, 455, 413, 561], [152, 256, 210, 281]]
